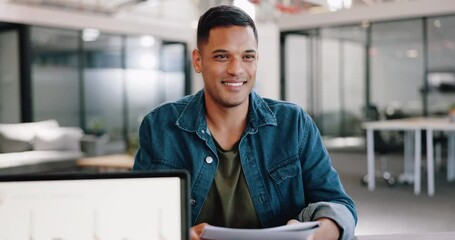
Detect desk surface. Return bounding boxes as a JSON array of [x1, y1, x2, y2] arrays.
[[77, 154, 134, 170], [356, 231, 455, 240], [362, 117, 455, 130]]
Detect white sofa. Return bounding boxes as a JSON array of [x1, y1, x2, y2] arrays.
[[0, 120, 84, 174]]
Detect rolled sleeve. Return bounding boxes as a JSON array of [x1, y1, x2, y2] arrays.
[[298, 201, 355, 240]]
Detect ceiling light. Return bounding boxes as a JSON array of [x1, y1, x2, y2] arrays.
[[82, 28, 100, 42], [434, 19, 442, 28], [140, 36, 155, 48], [327, 0, 351, 11], [406, 49, 419, 59], [327, 0, 343, 11]]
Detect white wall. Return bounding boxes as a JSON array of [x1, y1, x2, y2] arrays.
[[255, 23, 280, 99]]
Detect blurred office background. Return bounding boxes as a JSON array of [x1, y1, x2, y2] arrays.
[[1, 0, 455, 236], [2, 0, 455, 150]]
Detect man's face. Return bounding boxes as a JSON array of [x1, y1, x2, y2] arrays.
[[192, 26, 258, 109]]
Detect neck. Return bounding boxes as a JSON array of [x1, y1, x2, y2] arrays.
[[204, 98, 249, 150]]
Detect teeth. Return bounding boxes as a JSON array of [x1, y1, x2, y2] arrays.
[[224, 82, 243, 87]]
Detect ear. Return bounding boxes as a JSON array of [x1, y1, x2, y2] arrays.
[[192, 49, 202, 73]]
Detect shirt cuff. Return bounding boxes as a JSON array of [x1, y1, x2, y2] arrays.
[[297, 201, 355, 240]]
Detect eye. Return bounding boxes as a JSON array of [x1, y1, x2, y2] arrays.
[[214, 54, 228, 60], [243, 54, 256, 61]]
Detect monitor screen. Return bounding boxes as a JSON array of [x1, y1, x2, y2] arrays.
[[0, 171, 189, 240]]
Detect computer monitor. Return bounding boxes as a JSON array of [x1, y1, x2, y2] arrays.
[[0, 170, 189, 240]]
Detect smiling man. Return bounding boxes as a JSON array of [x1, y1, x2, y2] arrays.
[[133, 4, 357, 240]]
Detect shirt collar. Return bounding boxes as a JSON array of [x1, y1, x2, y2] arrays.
[[175, 90, 277, 133]]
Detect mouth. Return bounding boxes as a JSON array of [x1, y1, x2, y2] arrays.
[[221, 81, 247, 87]]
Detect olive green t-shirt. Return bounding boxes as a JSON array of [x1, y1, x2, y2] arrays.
[[195, 140, 261, 228]]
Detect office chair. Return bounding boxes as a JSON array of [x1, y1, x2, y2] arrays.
[[361, 105, 404, 187]]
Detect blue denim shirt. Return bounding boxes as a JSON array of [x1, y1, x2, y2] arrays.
[[134, 90, 357, 239]]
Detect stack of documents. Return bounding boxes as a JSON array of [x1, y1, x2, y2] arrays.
[[200, 221, 320, 240]]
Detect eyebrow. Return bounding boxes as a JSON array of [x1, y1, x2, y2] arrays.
[[211, 49, 257, 54], [211, 49, 227, 54]]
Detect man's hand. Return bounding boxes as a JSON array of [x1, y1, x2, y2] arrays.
[[190, 223, 210, 240], [309, 218, 340, 240], [287, 218, 340, 240]]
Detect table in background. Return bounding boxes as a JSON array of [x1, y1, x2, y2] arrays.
[[77, 154, 134, 172], [423, 118, 455, 195], [362, 117, 455, 196], [356, 231, 455, 240]]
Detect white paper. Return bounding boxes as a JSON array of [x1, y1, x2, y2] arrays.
[[200, 221, 320, 240]]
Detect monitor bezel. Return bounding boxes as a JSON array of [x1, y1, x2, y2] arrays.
[[0, 170, 190, 240]]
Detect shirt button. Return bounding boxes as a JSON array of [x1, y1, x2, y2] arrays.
[[191, 199, 196, 205], [201, 129, 205, 134], [205, 156, 213, 164]]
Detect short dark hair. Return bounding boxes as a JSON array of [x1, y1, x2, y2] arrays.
[[196, 4, 258, 50]]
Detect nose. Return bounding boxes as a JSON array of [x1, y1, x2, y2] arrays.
[[227, 57, 244, 75]]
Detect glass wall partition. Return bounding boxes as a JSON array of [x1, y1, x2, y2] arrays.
[[284, 33, 312, 112], [123, 37, 188, 152], [318, 26, 366, 137], [0, 25, 20, 123], [427, 16, 455, 115], [282, 14, 455, 142], [283, 25, 366, 138], [125, 35, 163, 151], [82, 33, 124, 139], [30, 27, 80, 127], [161, 42, 186, 102], [282, 19, 430, 140], [2, 22, 189, 155], [370, 20, 424, 118]]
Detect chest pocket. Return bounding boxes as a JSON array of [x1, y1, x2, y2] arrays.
[[268, 155, 302, 184]]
